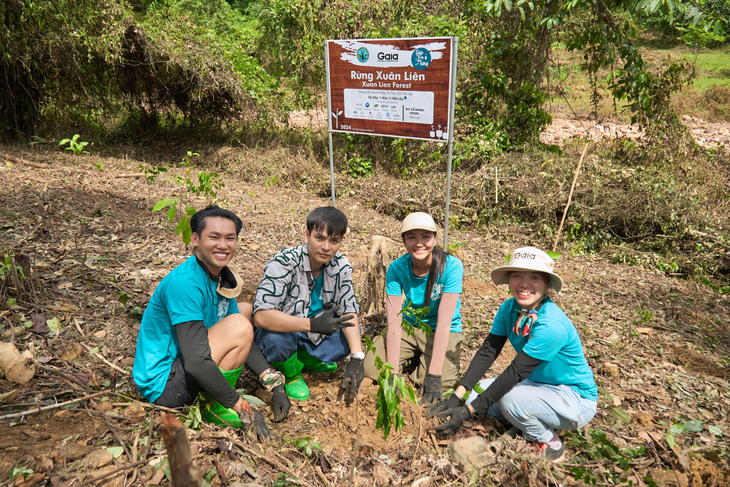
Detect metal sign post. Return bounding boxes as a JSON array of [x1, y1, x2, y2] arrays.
[[325, 37, 457, 244]]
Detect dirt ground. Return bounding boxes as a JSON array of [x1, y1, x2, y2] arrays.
[[1, 126, 730, 486]]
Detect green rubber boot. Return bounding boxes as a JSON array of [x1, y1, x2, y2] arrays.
[[298, 348, 337, 373], [271, 354, 309, 401], [199, 365, 244, 428]]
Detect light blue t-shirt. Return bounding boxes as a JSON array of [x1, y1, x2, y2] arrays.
[[386, 253, 463, 332], [133, 256, 239, 403], [490, 297, 597, 400]]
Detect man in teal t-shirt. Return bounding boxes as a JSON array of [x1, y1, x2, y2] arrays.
[[133, 206, 289, 434]]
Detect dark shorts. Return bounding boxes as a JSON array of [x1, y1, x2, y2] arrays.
[[153, 357, 201, 408]]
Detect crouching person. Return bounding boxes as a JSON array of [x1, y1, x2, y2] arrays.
[[252, 206, 365, 403], [133, 206, 290, 437], [428, 248, 597, 463]]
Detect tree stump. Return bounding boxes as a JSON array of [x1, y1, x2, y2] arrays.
[[362, 236, 400, 317]]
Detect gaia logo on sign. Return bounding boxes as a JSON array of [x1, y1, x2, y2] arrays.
[[411, 48, 431, 70], [357, 47, 369, 63]]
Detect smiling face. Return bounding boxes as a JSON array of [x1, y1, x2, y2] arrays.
[[190, 216, 238, 277], [403, 229, 436, 270], [306, 227, 343, 271], [509, 271, 550, 309]]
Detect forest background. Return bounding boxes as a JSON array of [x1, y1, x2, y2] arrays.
[[1, 0, 730, 486]]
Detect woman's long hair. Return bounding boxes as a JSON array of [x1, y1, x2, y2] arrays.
[[424, 243, 448, 308]]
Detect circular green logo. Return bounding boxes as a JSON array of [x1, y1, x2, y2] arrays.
[[357, 47, 369, 63], [411, 48, 431, 70]]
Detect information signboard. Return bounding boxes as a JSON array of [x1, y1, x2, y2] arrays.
[[325, 37, 456, 142]]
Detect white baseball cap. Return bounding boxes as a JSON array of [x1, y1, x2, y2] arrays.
[[490, 247, 563, 292], [401, 212, 438, 234]]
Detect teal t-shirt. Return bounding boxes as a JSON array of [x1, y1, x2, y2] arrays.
[[386, 253, 463, 332], [133, 256, 239, 403], [308, 271, 324, 318], [490, 297, 597, 400]]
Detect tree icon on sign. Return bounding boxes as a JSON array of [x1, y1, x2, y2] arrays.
[[331, 108, 343, 128]]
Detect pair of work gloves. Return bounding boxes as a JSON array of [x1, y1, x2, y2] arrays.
[[309, 305, 364, 404]]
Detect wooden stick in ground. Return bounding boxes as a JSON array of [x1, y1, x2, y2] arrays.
[[160, 413, 203, 487], [552, 142, 591, 253], [0, 390, 110, 420]]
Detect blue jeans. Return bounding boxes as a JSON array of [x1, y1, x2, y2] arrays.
[[254, 328, 350, 364], [465, 378, 597, 443]]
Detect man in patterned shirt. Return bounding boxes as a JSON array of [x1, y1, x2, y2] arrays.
[[252, 206, 365, 402]]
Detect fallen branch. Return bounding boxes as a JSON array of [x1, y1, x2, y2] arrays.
[[80, 342, 130, 376], [0, 390, 110, 420], [0, 154, 48, 169]]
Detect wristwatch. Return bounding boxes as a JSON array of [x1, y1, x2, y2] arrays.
[[350, 352, 365, 360]]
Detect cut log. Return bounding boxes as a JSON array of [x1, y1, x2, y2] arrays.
[[362, 236, 400, 317]]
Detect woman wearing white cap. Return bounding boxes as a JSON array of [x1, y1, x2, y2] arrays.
[[427, 247, 597, 463], [363, 212, 464, 404]]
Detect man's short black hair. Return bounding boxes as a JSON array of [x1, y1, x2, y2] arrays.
[[306, 206, 348, 238], [190, 205, 243, 236]]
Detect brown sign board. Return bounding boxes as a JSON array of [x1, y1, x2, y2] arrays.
[[326, 37, 456, 142]]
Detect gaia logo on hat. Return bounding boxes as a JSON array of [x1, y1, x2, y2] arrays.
[[490, 247, 563, 292]]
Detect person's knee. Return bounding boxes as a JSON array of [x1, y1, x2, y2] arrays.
[[229, 314, 253, 344], [254, 330, 296, 361], [498, 390, 529, 420]]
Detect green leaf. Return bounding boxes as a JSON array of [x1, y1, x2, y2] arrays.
[[666, 432, 677, 449], [683, 420, 703, 433], [239, 394, 265, 406], [6, 298, 16, 308], [46, 317, 62, 333], [546, 251, 562, 260], [670, 423, 686, 435], [106, 446, 124, 459], [707, 425, 723, 436], [609, 406, 631, 424], [167, 204, 177, 223], [153, 198, 177, 212]]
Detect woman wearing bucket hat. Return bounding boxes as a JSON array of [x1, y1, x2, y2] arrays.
[[427, 247, 597, 463], [363, 212, 464, 404]]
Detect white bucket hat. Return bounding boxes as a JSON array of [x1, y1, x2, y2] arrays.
[[490, 247, 563, 292], [401, 212, 437, 234]]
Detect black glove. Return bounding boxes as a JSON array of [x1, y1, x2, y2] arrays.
[[309, 305, 355, 336], [426, 393, 462, 418], [240, 406, 272, 440], [421, 373, 443, 404], [272, 384, 290, 422], [338, 357, 364, 404], [434, 406, 472, 437]]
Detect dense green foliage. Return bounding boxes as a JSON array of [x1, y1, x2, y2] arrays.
[[0, 0, 277, 138]]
